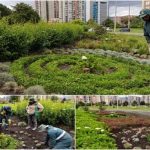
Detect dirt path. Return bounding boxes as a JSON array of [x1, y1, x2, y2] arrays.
[[1, 116, 74, 149]]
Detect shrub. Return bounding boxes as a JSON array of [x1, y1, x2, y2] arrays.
[[13, 100, 74, 128], [132, 101, 138, 106], [1, 81, 24, 94], [0, 22, 84, 61], [24, 85, 46, 95], [0, 63, 9, 72], [94, 25, 107, 36], [0, 73, 14, 87]]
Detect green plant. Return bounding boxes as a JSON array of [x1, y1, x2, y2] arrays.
[[76, 109, 116, 149], [0, 73, 14, 87], [24, 85, 46, 95], [0, 133, 19, 149], [147, 134, 150, 143], [13, 100, 74, 128], [11, 54, 150, 94]]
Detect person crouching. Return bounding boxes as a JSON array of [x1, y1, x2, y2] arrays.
[[38, 124, 73, 149]]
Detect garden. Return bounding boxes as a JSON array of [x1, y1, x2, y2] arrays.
[[0, 98, 75, 149], [0, 15, 150, 95], [76, 105, 150, 149]]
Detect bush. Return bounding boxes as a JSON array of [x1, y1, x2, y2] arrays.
[[0, 73, 14, 87], [140, 101, 145, 105], [94, 25, 107, 36], [0, 22, 84, 61], [132, 101, 138, 106], [24, 85, 46, 95], [123, 101, 129, 106], [13, 100, 74, 128], [0, 63, 9, 72]]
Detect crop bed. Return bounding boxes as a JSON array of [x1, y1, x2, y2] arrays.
[[11, 54, 150, 94], [99, 111, 150, 149], [76, 109, 116, 149]]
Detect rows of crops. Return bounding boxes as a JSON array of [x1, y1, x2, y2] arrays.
[[76, 109, 116, 149], [1, 100, 74, 128], [11, 53, 150, 94]]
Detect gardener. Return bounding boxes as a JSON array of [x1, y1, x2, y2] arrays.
[[26, 98, 44, 130], [139, 8, 150, 53], [0, 106, 12, 129], [38, 124, 73, 149]]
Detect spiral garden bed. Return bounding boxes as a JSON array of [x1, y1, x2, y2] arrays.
[[10, 53, 150, 94]]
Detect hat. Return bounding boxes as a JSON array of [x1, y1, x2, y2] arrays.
[[139, 9, 150, 18], [38, 124, 53, 132], [29, 97, 37, 102]]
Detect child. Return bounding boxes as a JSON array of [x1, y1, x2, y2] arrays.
[[26, 98, 44, 130], [0, 106, 12, 129]]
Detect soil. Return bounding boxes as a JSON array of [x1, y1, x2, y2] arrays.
[[58, 64, 71, 70], [98, 111, 150, 149], [1, 116, 74, 149]]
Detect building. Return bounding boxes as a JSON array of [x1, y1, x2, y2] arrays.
[[75, 95, 150, 105], [142, 0, 150, 9], [91, 0, 108, 24], [35, 0, 108, 24], [35, 0, 86, 22]]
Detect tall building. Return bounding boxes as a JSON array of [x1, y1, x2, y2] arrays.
[[35, 0, 108, 24], [142, 0, 150, 9], [86, 0, 108, 24]]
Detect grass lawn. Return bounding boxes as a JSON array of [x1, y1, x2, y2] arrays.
[[89, 105, 150, 111], [116, 28, 143, 33]]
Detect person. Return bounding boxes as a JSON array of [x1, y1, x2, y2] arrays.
[[139, 8, 150, 53], [38, 124, 73, 149], [0, 106, 12, 129], [26, 98, 44, 130]]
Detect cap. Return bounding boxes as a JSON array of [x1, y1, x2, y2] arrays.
[[139, 9, 150, 18], [38, 124, 53, 132]]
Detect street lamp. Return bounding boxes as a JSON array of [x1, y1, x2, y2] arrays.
[[114, 0, 117, 32]]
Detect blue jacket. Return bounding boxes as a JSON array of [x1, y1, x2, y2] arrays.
[[46, 126, 73, 149], [144, 21, 150, 43]]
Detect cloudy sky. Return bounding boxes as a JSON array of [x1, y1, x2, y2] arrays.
[[0, 0, 142, 17]]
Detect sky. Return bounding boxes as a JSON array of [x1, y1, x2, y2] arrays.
[[0, 0, 142, 17]]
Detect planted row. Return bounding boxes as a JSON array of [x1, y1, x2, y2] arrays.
[[76, 109, 116, 149]]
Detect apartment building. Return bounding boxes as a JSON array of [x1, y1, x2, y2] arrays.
[[142, 0, 150, 9], [35, 0, 108, 24]]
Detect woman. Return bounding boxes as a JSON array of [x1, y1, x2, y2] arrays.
[[26, 98, 44, 130]]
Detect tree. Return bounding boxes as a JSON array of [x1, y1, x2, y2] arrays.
[[0, 4, 12, 19], [7, 3, 40, 24], [102, 18, 121, 28], [130, 16, 144, 28], [102, 18, 114, 28]]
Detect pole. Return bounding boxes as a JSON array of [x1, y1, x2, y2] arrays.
[[128, 3, 130, 29], [114, 0, 117, 32]]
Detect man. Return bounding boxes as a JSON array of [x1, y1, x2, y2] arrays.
[[38, 124, 73, 149], [26, 98, 44, 130], [139, 9, 150, 53], [0, 106, 12, 129]]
